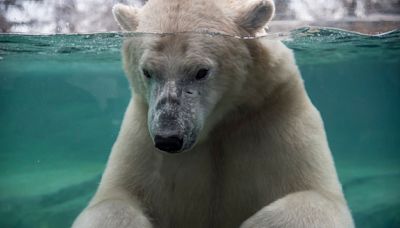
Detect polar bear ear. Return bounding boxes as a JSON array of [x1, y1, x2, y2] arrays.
[[112, 3, 139, 31], [234, 0, 275, 34]]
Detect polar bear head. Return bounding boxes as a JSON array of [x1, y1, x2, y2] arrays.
[[113, 0, 275, 153]]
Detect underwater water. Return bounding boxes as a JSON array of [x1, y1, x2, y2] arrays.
[[0, 28, 399, 227]]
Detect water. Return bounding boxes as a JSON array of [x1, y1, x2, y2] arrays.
[[0, 28, 399, 227]]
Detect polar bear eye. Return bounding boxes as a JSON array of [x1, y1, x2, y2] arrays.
[[142, 69, 152, 79], [195, 68, 210, 81]]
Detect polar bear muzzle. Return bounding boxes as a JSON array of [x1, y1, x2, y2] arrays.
[[147, 79, 204, 154]]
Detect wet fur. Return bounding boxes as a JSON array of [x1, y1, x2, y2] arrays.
[[73, 0, 354, 227]]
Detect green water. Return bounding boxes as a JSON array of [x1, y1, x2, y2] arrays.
[[0, 28, 399, 227]]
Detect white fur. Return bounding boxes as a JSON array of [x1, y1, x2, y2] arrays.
[[73, 0, 354, 227]]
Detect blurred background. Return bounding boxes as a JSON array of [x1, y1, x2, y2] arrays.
[[1, 0, 400, 34]]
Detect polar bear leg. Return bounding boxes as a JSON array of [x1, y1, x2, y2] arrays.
[[72, 200, 152, 228], [240, 190, 354, 228]]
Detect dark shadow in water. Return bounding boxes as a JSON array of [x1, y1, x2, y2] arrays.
[[0, 175, 101, 228]]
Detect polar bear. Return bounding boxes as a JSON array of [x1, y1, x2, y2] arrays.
[[73, 0, 354, 227]]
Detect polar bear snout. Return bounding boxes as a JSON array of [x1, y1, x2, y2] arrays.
[[152, 111, 185, 153], [147, 79, 207, 154], [149, 108, 198, 154], [154, 134, 184, 153]]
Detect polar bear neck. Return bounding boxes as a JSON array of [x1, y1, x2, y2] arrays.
[[206, 39, 309, 142]]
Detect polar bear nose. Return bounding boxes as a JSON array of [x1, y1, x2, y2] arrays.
[[154, 134, 183, 153]]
